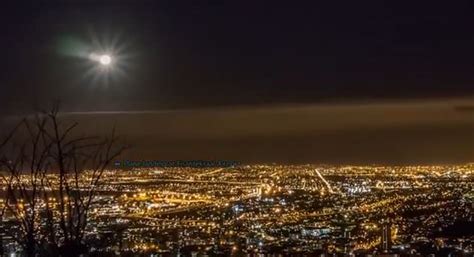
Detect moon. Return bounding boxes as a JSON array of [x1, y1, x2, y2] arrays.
[[99, 55, 112, 65]]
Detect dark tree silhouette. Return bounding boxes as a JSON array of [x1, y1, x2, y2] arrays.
[[0, 104, 127, 257]]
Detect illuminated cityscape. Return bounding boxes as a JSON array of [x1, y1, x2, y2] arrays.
[[1, 1, 474, 257], [1, 163, 472, 256]]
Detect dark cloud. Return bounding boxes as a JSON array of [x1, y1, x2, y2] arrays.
[[4, 99, 471, 165]]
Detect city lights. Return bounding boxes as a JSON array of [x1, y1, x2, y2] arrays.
[[0, 163, 471, 255]]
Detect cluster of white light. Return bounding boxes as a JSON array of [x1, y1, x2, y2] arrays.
[[89, 53, 112, 66], [99, 55, 111, 65], [78, 31, 132, 88]]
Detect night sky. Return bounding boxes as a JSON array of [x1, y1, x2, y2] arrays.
[[1, 1, 473, 164]]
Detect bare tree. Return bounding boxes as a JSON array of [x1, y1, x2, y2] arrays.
[[0, 105, 127, 257]]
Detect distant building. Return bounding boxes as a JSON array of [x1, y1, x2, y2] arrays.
[[380, 222, 392, 253], [301, 226, 331, 237]]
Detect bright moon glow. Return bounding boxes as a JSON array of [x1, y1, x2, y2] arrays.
[[82, 31, 131, 87], [99, 55, 111, 65], [88, 53, 113, 67]]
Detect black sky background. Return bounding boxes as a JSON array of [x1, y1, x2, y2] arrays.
[[1, 1, 474, 113], [1, 1, 473, 164]]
